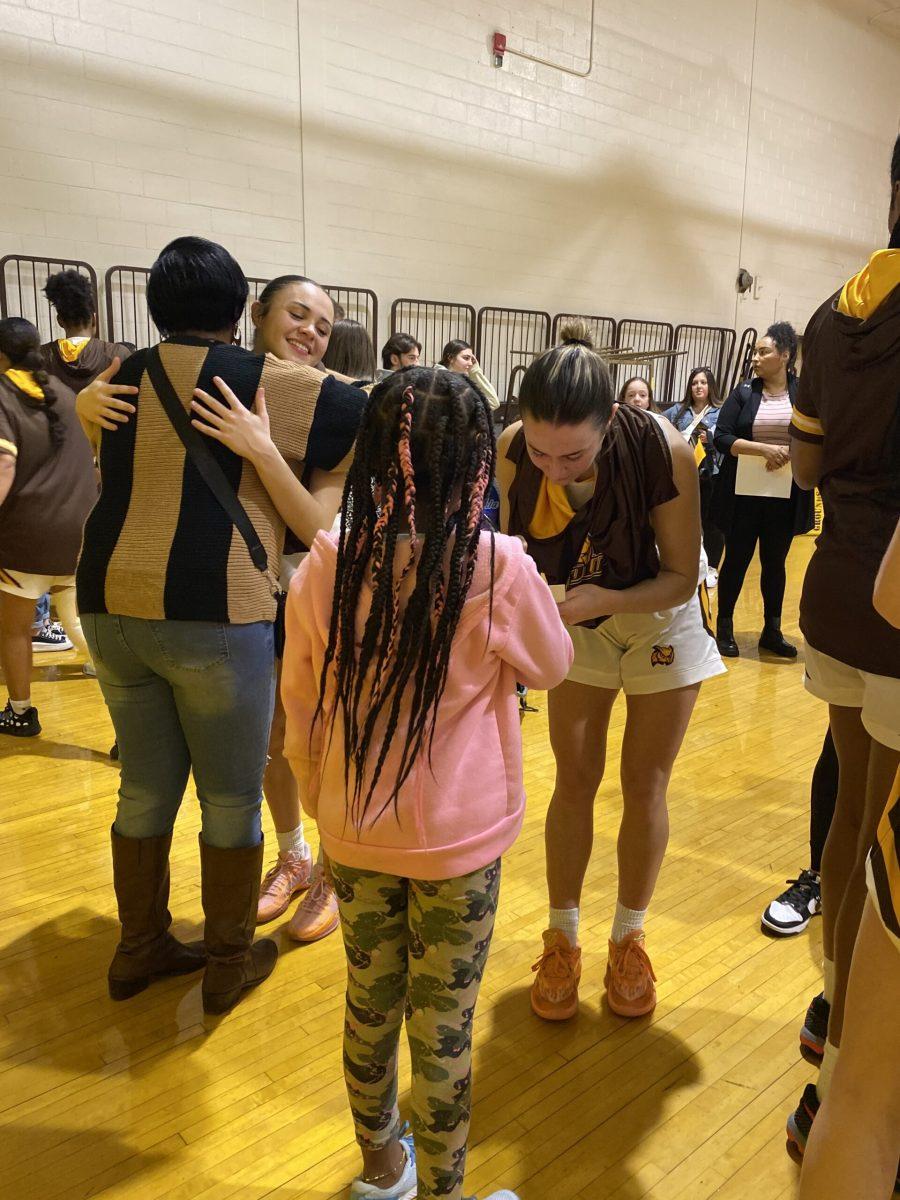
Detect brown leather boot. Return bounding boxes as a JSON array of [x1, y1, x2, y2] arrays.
[[108, 827, 207, 1001], [199, 836, 278, 1015]]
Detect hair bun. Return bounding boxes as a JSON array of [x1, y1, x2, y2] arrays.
[[557, 319, 595, 350]]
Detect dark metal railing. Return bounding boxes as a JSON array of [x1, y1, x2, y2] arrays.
[[322, 285, 378, 345], [1, 255, 99, 344], [476, 306, 551, 415], [664, 324, 736, 409], [725, 327, 758, 395], [612, 319, 675, 397], [550, 312, 617, 352], [390, 298, 477, 367]]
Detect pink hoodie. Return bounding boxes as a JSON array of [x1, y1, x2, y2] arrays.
[[281, 529, 573, 879]]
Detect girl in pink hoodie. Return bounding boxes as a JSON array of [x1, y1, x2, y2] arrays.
[[282, 367, 572, 1200]]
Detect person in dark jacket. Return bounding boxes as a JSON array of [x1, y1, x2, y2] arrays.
[[712, 322, 814, 658]]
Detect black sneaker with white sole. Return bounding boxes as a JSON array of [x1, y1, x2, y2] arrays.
[[800, 992, 829, 1065], [32, 621, 73, 652], [761, 869, 821, 936], [0, 701, 41, 737]]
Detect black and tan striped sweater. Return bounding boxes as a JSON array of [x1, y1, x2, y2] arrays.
[[76, 337, 365, 624]]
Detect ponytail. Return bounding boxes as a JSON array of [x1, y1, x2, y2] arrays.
[[0, 317, 64, 448]]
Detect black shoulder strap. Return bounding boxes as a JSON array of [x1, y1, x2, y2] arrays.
[[144, 345, 269, 575]]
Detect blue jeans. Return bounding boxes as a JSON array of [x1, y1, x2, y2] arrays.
[[32, 593, 50, 634], [82, 614, 275, 849]]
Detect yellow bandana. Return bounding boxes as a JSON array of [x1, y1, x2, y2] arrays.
[[838, 249, 900, 319], [57, 336, 90, 363], [4, 369, 44, 400], [528, 477, 576, 539]]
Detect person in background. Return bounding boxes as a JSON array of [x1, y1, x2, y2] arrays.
[[712, 322, 814, 659], [618, 376, 654, 411], [322, 318, 376, 382], [0, 318, 97, 735], [42, 269, 132, 390], [438, 339, 500, 410], [496, 322, 724, 1023], [73, 237, 366, 1015], [663, 366, 724, 588], [376, 333, 420, 382], [28, 270, 132, 658], [281, 366, 572, 1200], [784, 138, 900, 1183]]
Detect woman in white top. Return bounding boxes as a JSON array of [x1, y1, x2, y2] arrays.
[[438, 339, 500, 410], [711, 322, 815, 659]]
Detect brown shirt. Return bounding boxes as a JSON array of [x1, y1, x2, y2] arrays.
[[793, 286, 900, 677], [0, 375, 98, 575], [76, 338, 366, 624], [41, 338, 134, 391], [506, 405, 678, 626]]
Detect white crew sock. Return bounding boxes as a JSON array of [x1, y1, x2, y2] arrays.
[[822, 957, 835, 1005], [816, 1040, 839, 1102], [276, 823, 308, 856], [611, 901, 648, 944], [10, 697, 32, 715], [548, 906, 579, 946]]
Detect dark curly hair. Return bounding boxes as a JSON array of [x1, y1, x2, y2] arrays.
[[0, 317, 63, 447], [43, 269, 95, 328], [764, 321, 799, 371], [314, 366, 496, 830]]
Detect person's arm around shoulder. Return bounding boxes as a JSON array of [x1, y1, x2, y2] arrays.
[[493, 536, 573, 689], [874, 518, 900, 628], [494, 421, 521, 534]]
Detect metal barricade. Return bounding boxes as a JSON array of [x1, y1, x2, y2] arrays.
[[104, 265, 155, 348], [725, 327, 758, 395], [664, 324, 736, 409], [322, 285, 378, 345], [475, 306, 551, 414], [500, 363, 529, 429], [550, 312, 617, 352], [612, 319, 675, 397], [0, 255, 99, 343], [390, 298, 476, 368]]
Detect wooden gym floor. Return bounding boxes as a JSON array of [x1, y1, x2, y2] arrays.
[[0, 539, 826, 1199]]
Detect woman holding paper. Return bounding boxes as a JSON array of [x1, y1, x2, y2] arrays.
[[712, 323, 814, 658]]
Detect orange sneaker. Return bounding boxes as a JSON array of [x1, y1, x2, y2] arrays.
[[530, 929, 582, 1020], [257, 847, 312, 923], [604, 930, 657, 1017], [287, 866, 340, 942]]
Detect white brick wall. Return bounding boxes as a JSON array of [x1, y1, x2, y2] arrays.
[[0, 0, 897, 346]]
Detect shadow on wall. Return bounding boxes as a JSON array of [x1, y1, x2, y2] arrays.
[[1, 33, 875, 324]]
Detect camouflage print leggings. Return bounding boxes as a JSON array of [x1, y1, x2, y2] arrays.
[[330, 858, 501, 1200]]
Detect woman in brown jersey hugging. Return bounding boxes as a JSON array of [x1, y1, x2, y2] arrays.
[[495, 321, 725, 1021]]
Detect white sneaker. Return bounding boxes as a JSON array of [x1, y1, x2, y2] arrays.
[[705, 568, 719, 589], [485, 1192, 521, 1199]]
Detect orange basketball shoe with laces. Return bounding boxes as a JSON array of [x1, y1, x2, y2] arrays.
[[530, 928, 582, 1020], [604, 929, 657, 1017]]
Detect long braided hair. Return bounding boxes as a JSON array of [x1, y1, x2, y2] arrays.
[[314, 366, 496, 831], [0, 317, 63, 449]]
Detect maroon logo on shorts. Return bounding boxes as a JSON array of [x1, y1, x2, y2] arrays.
[[650, 644, 675, 667]]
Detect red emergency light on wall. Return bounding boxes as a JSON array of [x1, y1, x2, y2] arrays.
[[492, 31, 506, 67]]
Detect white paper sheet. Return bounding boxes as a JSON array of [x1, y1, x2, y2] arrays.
[[735, 455, 792, 500]]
